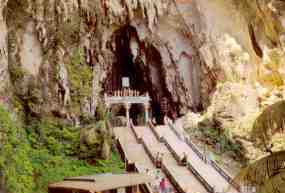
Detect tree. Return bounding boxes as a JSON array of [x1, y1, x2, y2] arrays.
[[229, 101, 285, 193], [251, 100, 285, 153], [231, 151, 285, 193]]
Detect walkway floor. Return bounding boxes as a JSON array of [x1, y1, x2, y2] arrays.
[[114, 127, 176, 193], [133, 126, 208, 193], [154, 125, 238, 193], [114, 123, 238, 193]]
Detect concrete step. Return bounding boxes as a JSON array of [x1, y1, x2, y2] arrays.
[[155, 125, 239, 193], [134, 126, 208, 193]]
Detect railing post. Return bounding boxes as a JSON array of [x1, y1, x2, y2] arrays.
[[125, 103, 131, 127], [144, 103, 150, 125]]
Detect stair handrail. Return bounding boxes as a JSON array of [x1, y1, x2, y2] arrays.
[[166, 117, 241, 191]]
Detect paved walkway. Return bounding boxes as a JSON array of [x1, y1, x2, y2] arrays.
[[114, 125, 208, 193], [133, 126, 208, 193], [153, 125, 238, 193], [114, 127, 176, 193], [114, 123, 238, 193]]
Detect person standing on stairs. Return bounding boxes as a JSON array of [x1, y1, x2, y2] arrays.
[[159, 178, 166, 193], [180, 152, 188, 166]]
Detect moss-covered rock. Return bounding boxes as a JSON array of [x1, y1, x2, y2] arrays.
[[66, 48, 93, 115]]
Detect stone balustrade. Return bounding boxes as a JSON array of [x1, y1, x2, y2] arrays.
[[106, 88, 146, 97]]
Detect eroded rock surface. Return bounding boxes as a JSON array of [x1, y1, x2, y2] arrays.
[[1, 0, 285, 160]]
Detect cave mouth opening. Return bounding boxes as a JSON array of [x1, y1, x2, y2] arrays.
[[104, 25, 175, 125]]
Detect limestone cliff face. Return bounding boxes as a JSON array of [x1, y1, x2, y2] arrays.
[[178, 0, 285, 160], [1, 0, 285, 142], [1, 0, 205, 122]]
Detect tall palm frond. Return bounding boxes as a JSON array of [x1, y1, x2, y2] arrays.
[[251, 100, 285, 152], [229, 151, 285, 193]]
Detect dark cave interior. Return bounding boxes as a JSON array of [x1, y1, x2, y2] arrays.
[[104, 25, 178, 125]]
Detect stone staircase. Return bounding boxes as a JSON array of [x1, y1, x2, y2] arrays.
[[151, 123, 239, 193], [132, 125, 208, 193]]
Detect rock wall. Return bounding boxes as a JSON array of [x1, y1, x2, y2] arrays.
[[1, 0, 285, 140], [0, 0, 8, 93], [178, 0, 285, 160], [1, 0, 206, 122]]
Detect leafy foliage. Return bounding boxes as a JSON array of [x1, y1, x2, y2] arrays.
[[0, 106, 123, 193], [197, 127, 243, 156], [56, 11, 81, 46], [26, 119, 80, 156], [30, 151, 124, 193], [0, 106, 34, 193], [8, 65, 27, 83], [230, 151, 285, 193], [66, 48, 93, 114], [251, 100, 285, 152]]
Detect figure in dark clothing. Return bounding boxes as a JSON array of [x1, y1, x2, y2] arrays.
[[155, 152, 163, 168], [180, 152, 188, 166]]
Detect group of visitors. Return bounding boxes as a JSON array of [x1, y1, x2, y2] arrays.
[[145, 168, 174, 193]]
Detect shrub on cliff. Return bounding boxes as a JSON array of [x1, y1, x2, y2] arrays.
[[0, 106, 123, 193]]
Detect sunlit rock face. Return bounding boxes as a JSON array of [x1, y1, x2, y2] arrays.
[[178, 0, 285, 160]]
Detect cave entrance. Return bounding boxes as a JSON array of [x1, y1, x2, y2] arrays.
[[106, 25, 146, 93], [104, 25, 174, 125]]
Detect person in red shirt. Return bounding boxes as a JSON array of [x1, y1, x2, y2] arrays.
[[159, 178, 166, 193]]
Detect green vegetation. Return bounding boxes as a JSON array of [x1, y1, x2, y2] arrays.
[[187, 126, 245, 163], [231, 150, 285, 193], [230, 100, 285, 193], [79, 102, 114, 160], [56, 11, 81, 46], [0, 106, 124, 193], [8, 64, 28, 83], [251, 100, 285, 152], [66, 48, 93, 114], [202, 128, 242, 154]]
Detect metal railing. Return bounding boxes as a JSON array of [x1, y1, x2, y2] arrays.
[[148, 121, 164, 142], [166, 119, 241, 192], [129, 119, 142, 143], [163, 136, 214, 193]]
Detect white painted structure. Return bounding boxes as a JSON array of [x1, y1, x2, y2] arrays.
[[104, 90, 151, 126]]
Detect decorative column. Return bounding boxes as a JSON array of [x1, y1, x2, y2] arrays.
[[144, 103, 150, 125], [125, 103, 131, 127]]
